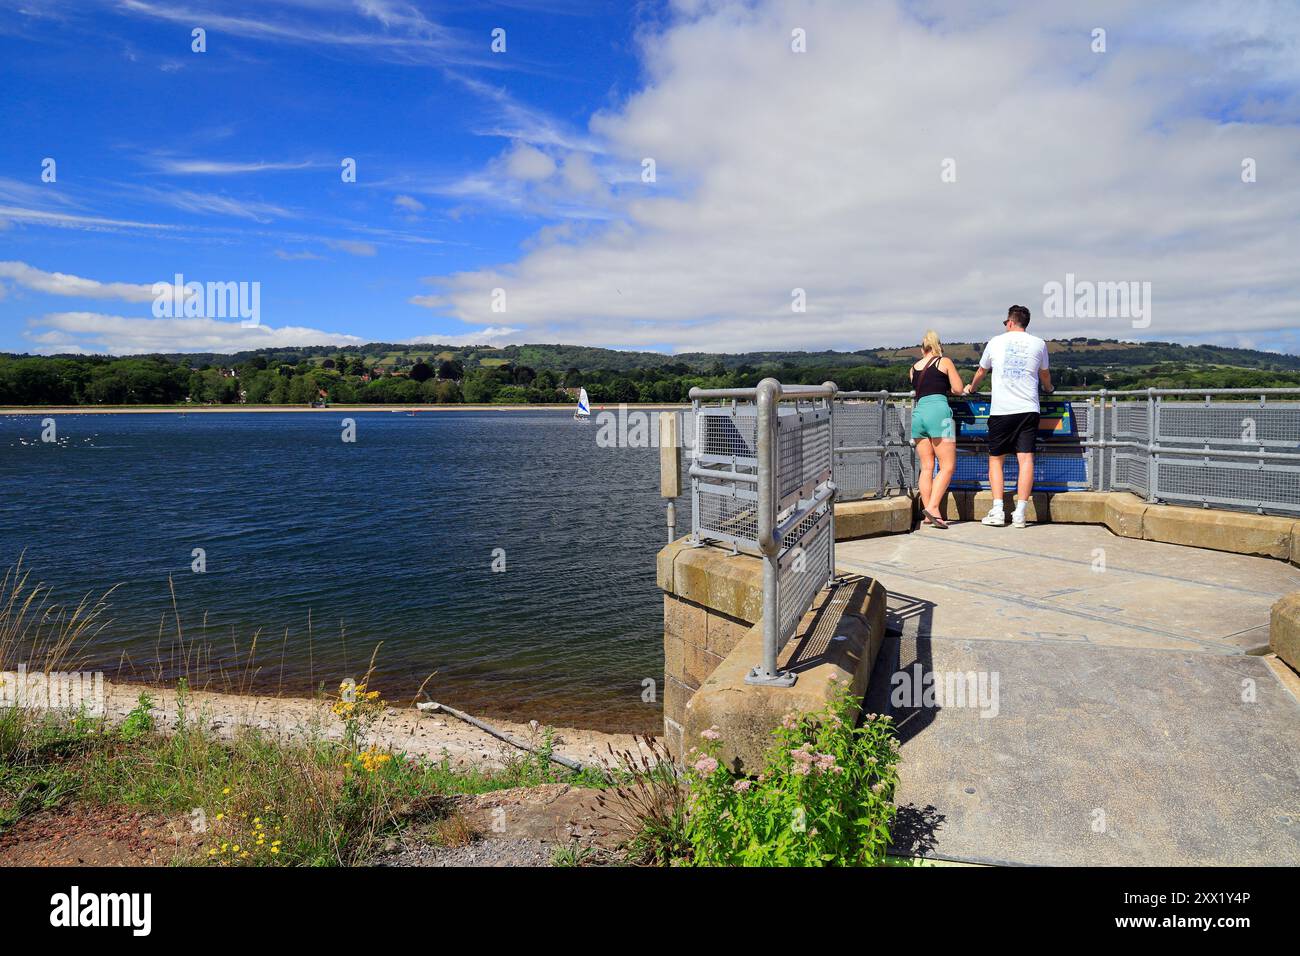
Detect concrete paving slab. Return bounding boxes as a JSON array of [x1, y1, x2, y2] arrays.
[[869, 638, 1300, 866], [843, 522, 1300, 865], [837, 523, 1299, 654]]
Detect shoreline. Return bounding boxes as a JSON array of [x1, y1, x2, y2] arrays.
[[0, 403, 690, 415], [99, 679, 653, 771]]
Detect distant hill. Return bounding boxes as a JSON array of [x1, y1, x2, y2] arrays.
[[114, 337, 1300, 374]]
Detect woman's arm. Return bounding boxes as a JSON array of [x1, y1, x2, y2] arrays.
[[942, 357, 964, 395]]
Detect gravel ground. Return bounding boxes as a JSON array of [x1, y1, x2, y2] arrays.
[[375, 838, 558, 867]]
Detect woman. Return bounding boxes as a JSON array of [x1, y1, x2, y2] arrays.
[[909, 330, 965, 528]]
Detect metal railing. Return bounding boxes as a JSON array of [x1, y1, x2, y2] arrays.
[[830, 386, 1300, 517], [1064, 387, 1300, 516], [672, 384, 1300, 692], [688, 379, 838, 686]]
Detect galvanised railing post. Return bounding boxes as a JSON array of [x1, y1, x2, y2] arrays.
[[749, 377, 794, 687], [1098, 388, 1108, 491], [1154, 390, 1164, 504], [825, 381, 839, 588], [878, 389, 889, 497], [690, 397, 702, 544]]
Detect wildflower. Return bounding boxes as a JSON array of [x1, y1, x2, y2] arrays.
[[221, 787, 231, 795], [215, 813, 224, 821], [270, 847, 280, 855], [692, 756, 718, 774], [871, 782, 884, 794], [733, 779, 751, 793], [700, 726, 721, 741]]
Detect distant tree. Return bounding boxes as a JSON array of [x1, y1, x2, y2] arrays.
[[409, 360, 433, 383], [437, 360, 464, 380]]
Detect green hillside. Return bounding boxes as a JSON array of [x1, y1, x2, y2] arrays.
[[3, 338, 1299, 407]]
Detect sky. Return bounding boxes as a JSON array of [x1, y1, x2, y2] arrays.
[[1, 0, 1298, 357]]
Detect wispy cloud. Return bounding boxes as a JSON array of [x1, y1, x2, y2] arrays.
[[141, 188, 293, 222], [325, 239, 378, 257], [115, 0, 482, 67], [150, 157, 320, 175]]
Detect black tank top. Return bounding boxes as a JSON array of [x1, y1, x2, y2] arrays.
[[912, 357, 949, 399]]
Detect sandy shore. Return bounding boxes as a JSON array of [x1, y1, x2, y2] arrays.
[[103, 680, 656, 771], [1, 403, 689, 415]]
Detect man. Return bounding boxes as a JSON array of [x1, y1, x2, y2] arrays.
[[963, 304, 1053, 528]]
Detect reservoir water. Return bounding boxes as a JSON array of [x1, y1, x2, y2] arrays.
[[0, 410, 671, 732]]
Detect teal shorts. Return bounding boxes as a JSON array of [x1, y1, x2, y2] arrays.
[[911, 394, 955, 440]]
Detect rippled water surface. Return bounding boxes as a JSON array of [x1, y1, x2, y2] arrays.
[[0, 411, 670, 732]]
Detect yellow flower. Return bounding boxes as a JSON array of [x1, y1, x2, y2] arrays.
[[215, 813, 224, 821], [271, 847, 280, 855], [222, 787, 231, 795]]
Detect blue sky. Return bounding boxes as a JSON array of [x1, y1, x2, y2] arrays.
[[2, 1, 1299, 356]]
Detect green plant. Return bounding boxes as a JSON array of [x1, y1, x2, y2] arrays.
[[597, 735, 689, 866], [683, 678, 900, 867], [551, 841, 596, 867], [119, 693, 155, 741]]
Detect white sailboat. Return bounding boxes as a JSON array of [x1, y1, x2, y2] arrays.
[[574, 387, 591, 422]]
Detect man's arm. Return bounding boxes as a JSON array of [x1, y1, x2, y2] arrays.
[[963, 366, 987, 395], [1039, 368, 1054, 393]]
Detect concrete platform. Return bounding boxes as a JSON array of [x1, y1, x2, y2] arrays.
[[838, 522, 1300, 866]]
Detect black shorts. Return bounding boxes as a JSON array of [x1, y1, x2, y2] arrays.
[[987, 412, 1039, 456]]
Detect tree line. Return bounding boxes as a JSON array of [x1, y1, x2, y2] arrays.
[[1, 353, 1298, 407]]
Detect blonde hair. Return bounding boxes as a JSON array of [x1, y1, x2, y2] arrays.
[[921, 330, 943, 357]]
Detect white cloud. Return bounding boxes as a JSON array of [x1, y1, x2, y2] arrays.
[[0, 261, 156, 302], [406, 326, 523, 347], [393, 194, 425, 213], [504, 143, 558, 182], [274, 249, 324, 261], [415, 0, 1300, 352], [27, 312, 363, 355]]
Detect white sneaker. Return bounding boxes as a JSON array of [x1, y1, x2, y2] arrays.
[[1012, 511, 1027, 528], [981, 510, 1006, 527]]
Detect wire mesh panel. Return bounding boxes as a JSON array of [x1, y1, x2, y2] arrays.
[[831, 400, 884, 500], [1155, 453, 1300, 516], [1158, 401, 1300, 449], [777, 513, 832, 648], [691, 404, 761, 553], [776, 405, 832, 511]]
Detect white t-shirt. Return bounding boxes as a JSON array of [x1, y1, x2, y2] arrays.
[[979, 331, 1049, 416]]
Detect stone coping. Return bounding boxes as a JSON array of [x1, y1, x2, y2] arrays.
[[930, 490, 1300, 564], [682, 574, 887, 774], [1271, 592, 1300, 673]]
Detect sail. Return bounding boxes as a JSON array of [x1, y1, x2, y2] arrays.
[[576, 387, 591, 417]]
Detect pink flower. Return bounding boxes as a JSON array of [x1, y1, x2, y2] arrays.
[[693, 756, 719, 774], [701, 726, 721, 741], [733, 779, 751, 793]]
